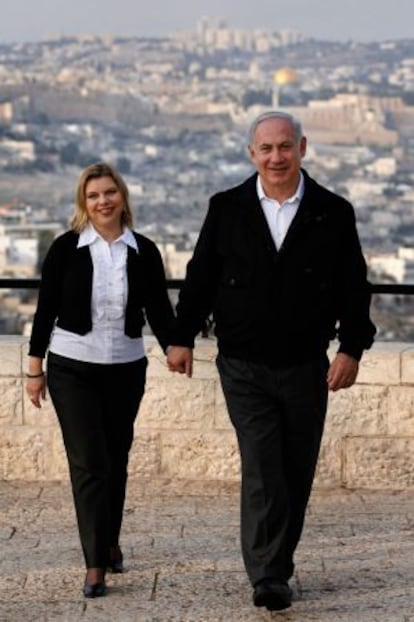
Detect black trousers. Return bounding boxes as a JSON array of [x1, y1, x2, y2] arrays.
[[216, 353, 328, 586], [47, 352, 147, 568]]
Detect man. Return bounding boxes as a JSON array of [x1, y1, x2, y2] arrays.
[[167, 111, 376, 611]]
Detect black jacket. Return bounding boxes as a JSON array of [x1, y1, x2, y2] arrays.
[[173, 169, 376, 365], [29, 230, 174, 358]]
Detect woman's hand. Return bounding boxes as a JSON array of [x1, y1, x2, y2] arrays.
[[26, 375, 47, 408]]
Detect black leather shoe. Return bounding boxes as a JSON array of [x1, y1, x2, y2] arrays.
[[253, 579, 292, 611], [108, 550, 123, 573], [83, 580, 106, 598], [108, 546, 124, 573]]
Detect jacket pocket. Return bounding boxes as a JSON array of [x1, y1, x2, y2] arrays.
[[214, 270, 254, 340]]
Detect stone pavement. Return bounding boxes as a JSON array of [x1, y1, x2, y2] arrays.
[[0, 482, 413, 622]]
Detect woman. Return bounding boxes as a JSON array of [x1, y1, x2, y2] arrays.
[[26, 162, 174, 598]]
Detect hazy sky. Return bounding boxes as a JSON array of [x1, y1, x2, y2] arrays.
[[1, 0, 413, 43]]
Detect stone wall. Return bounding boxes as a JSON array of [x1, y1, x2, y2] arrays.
[[0, 336, 413, 492]]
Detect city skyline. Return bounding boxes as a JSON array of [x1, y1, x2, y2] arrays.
[[1, 0, 413, 44]]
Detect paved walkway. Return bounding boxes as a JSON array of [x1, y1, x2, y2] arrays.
[[0, 482, 413, 622]]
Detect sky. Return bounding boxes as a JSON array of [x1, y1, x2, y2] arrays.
[[1, 0, 413, 44]]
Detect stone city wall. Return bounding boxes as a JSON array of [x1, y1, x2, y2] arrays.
[[0, 336, 413, 493]]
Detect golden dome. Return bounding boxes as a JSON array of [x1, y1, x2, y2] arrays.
[[273, 67, 298, 85]]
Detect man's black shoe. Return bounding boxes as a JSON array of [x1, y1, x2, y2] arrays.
[[253, 579, 292, 611]]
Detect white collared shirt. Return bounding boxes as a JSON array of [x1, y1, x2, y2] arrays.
[[257, 172, 304, 250], [49, 224, 145, 364]]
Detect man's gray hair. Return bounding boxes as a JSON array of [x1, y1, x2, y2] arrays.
[[248, 111, 303, 145]]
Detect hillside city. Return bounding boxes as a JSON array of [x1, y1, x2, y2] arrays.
[[1, 17, 414, 339]]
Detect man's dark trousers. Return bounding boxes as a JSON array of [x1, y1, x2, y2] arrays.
[[216, 353, 329, 586]]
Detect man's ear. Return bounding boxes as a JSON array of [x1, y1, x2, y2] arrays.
[[300, 136, 307, 158]]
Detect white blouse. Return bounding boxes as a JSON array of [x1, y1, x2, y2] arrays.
[[49, 224, 145, 364]]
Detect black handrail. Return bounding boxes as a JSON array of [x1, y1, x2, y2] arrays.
[[0, 279, 42, 289], [370, 284, 414, 294], [0, 278, 186, 289], [0, 278, 414, 295]]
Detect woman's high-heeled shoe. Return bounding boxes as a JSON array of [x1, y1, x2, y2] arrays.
[[108, 548, 123, 573], [83, 580, 106, 598], [83, 568, 106, 598]]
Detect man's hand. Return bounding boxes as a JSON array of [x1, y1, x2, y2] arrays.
[[167, 346, 193, 378], [327, 353, 359, 391]]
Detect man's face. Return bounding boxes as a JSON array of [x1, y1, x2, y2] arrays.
[[248, 117, 307, 200]]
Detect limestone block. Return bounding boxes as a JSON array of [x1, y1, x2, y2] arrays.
[[23, 391, 57, 426], [0, 427, 53, 479], [194, 338, 218, 362], [44, 427, 68, 480], [127, 476, 239, 496], [326, 385, 388, 436], [128, 431, 161, 477], [138, 377, 216, 429], [0, 379, 23, 425], [213, 382, 233, 430], [0, 339, 413, 489], [386, 386, 414, 435], [144, 336, 163, 355], [192, 357, 220, 379], [314, 437, 343, 488], [192, 339, 220, 379], [343, 436, 414, 489], [160, 431, 240, 480], [401, 346, 414, 384], [356, 342, 403, 385], [0, 336, 24, 376], [146, 349, 172, 378]]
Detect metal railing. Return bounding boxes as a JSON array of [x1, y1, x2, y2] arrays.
[[1, 278, 414, 295], [0, 278, 186, 289], [1, 277, 413, 340]]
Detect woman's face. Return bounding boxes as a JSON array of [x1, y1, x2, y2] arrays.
[[85, 175, 124, 234]]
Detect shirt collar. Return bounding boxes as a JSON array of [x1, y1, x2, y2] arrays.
[[77, 223, 139, 252], [257, 171, 305, 204]]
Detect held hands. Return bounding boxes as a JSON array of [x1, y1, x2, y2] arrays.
[[167, 346, 193, 378], [26, 375, 47, 408], [327, 353, 359, 392]]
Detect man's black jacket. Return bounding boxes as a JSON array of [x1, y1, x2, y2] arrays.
[[173, 169, 376, 365]]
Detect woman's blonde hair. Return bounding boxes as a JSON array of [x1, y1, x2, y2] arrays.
[[71, 162, 133, 233]]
